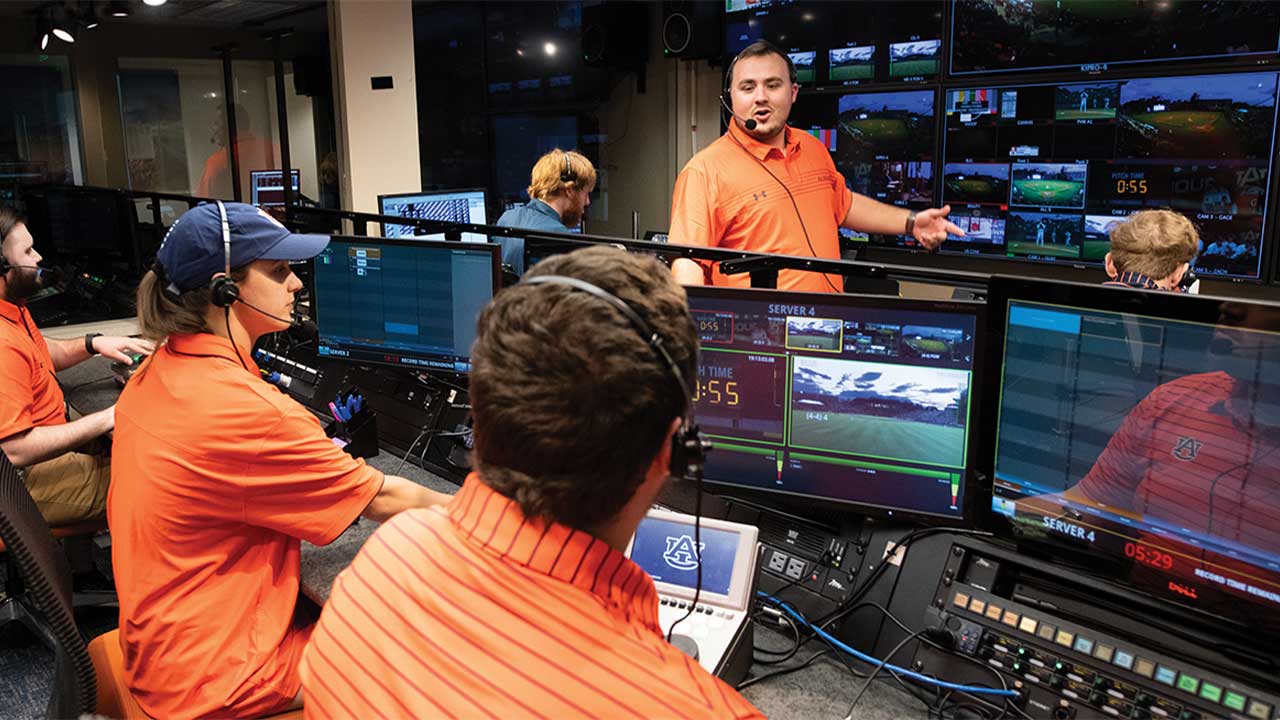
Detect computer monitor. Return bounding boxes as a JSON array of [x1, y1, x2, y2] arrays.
[[983, 275, 1280, 637], [313, 237, 501, 374], [378, 189, 488, 243], [685, 286, 983, 521], [249, 169, 301, 207], [25, 186, 139, 273]]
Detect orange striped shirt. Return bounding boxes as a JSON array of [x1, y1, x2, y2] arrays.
[[669, 122, 853, 293], [300, 474, 764, 719]]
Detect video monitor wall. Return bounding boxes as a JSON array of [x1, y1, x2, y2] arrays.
[[724, 1, 945, 87], [951, 0, 1280, 77], [686, 286, 981, 520], [790, 88, 938, 245], [934, 71, 1280, 280]]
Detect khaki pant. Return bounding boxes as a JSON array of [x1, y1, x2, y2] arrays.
[[21, 450, 110, 527]]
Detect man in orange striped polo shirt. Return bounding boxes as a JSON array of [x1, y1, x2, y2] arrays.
[[670, 40, 963, 293], [301, 246, 764, 718]]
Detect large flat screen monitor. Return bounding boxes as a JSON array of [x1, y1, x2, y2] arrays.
[[249, 169, 301, 207], [724, 0, 944, 87], [791, 87, 938, 247], [984, 275, 1280, 638], [951, 0, 1280, 77], [25, 186, 139, 273], [378, 189, 488, 244], [686, 286, 983, 521], [937, 70, 1280, 281], [313, 237, 500, 374]]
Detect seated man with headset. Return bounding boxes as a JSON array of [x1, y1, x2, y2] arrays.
[[0, 207, 153, 527], [109, 202, 452, 718], [301, 246, 763, 718], [495, 148, 596, 276]]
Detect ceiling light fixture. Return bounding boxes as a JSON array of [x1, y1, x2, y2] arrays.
[[142, 0, 167, 6], [108, 1, 130, 18]]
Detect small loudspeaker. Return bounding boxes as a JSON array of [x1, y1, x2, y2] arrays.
[[661, 1, 721, 60]]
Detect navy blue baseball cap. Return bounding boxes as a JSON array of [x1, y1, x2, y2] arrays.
[[156, 202, 329, 293]]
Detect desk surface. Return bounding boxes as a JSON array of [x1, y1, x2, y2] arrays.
[[60, 356, 924, 720]]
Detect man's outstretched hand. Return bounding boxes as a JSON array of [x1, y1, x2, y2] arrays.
[[913, 205, 965, 251]]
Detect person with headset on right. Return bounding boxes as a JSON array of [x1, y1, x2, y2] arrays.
[[108, 202, 452, 718], [669, 40, 964, 293], [301, 246, 763, 718], [494, 148, 597, 277]]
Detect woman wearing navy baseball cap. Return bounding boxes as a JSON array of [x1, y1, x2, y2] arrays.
[[106, 202, 451, 718]]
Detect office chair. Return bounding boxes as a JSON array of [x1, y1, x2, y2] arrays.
[[0, 453, 97, 717]]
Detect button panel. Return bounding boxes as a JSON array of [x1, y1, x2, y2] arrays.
[[944, 585, 1277, 720]]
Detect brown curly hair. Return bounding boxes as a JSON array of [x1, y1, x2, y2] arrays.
[[469, 246, 697, 531]]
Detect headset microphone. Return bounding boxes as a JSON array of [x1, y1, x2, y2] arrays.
[[718, 94, 758, 131], [235, 296, 306, 327]]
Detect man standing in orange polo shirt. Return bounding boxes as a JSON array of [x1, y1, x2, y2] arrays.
[[670, 40, 963, 293], [109, 202, 452, 719], [0, 207, 153, 526], [301, 247, 763, 719]]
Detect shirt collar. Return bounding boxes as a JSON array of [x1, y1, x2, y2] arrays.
[[1114, 271, 1184, 292], [448, 474, 659, 623], [0, 297, 22, 324], [528, 198, 562, 221], [163, 332, 259, 373], [727, 121, 799, 161]]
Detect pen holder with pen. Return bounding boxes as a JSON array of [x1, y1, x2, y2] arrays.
[[325, 389, 379, 459]]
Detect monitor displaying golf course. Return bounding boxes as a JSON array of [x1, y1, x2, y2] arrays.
[[684, 286, 981, 520], [936, 71, 1280, 280]]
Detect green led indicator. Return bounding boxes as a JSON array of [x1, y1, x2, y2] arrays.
[[1223, 692, 1246, 712], [1177, 675, 1199, 694], [1200, 683, 1223, 703]]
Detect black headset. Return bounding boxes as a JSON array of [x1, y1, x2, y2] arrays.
[[208, 200, 240, 308], [522, 274, 709, 480], [559, 151, 578, 187]]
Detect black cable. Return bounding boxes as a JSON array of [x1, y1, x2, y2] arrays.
[[845, 629, 929, 718], [394, 428, 435, 477], [817, 597, 1029, 720], [752, 613, 803, 664], [724, 130, 842, 294], [225, 305, 251, 373], [737, 649, 832, 690], [755, 593, 935, 714], [666, 479, 703, 642]]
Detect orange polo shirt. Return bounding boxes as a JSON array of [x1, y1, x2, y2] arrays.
[[0, 299, 65, 442], [300, 474, 764, 719], [108, 332, 382, 719], [670, 123, 853, 293]]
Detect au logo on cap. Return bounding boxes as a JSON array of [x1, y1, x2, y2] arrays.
[[663, 534, 705, 571]]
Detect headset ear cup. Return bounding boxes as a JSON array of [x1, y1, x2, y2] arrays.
[[210, 276, 239, 308], [669, 430, 688, 478], [669, 426, 707, 479]]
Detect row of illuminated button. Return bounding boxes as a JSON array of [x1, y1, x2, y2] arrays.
[[952, 590, 1272, 720]]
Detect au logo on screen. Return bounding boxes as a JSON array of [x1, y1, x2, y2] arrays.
[[663, 535, 706, 571]]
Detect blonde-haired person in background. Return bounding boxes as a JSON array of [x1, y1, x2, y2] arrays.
[[495, 148, 597, 276], [1103, 209, 1201, 293]]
